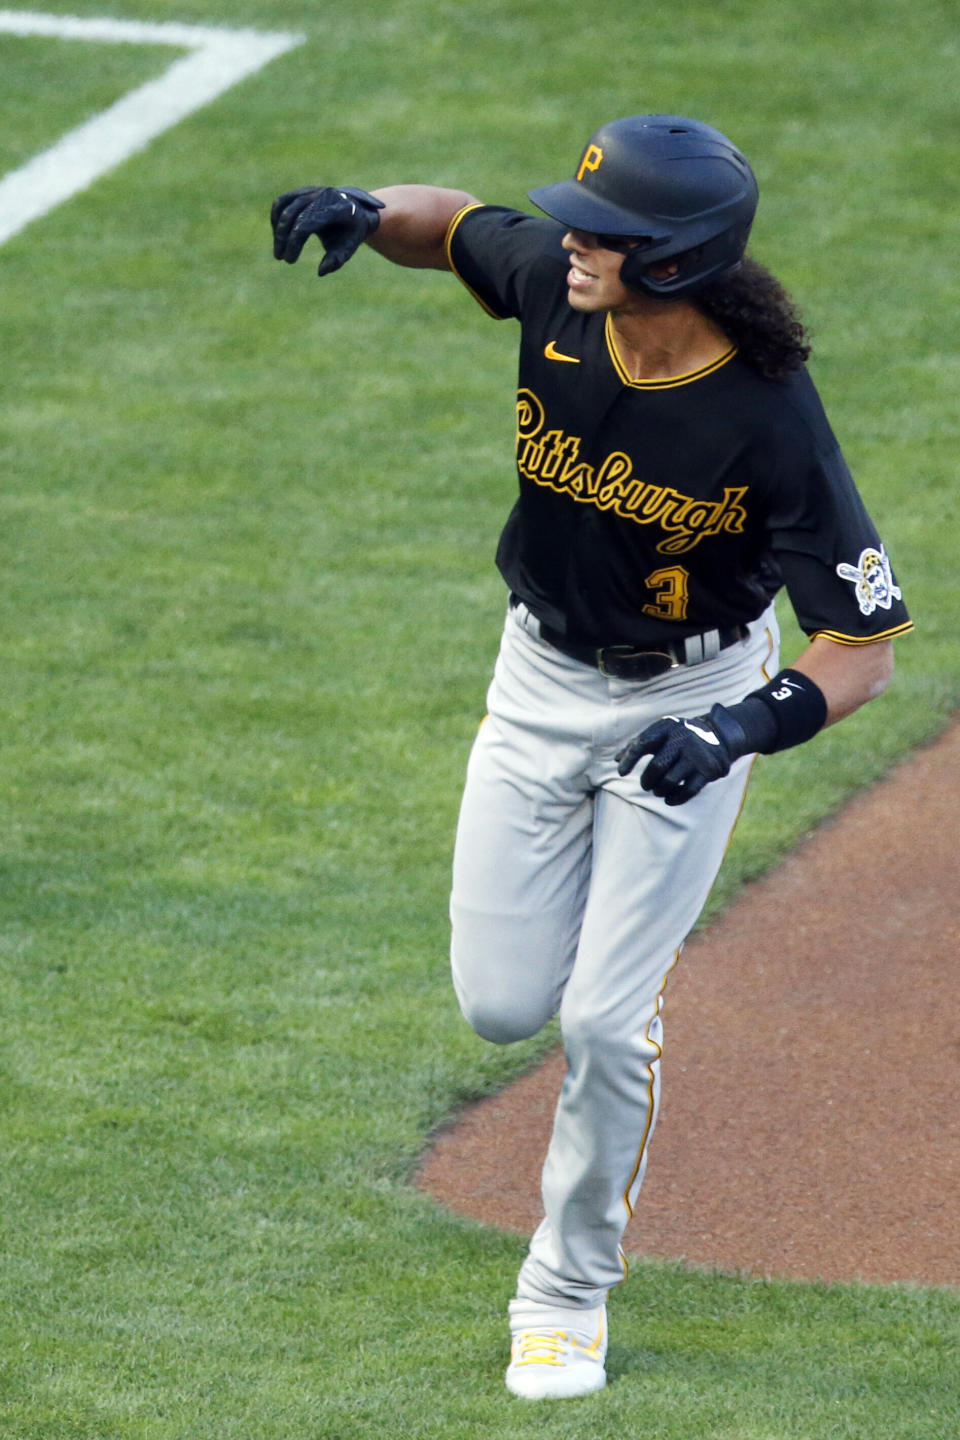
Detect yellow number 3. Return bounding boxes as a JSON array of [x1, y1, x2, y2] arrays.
[[642, 566, 690, 621]]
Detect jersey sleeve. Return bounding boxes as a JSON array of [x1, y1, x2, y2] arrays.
[[444, 204, 565, 320], [767, 438, 913, 645]]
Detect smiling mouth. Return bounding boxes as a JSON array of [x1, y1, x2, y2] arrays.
[[569, 262, 598, 283]]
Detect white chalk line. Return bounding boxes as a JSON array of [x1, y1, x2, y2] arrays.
[[0, 11, 304, 245]]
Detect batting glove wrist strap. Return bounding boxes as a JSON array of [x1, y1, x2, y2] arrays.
[[733, 669, 827, 754], [614, 670, 826, 806], [271, 185, 385, 275]]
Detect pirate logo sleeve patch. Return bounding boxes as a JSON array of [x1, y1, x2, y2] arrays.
[[836, 545, 903, 616]]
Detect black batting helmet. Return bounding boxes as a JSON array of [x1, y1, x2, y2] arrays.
[[528, 114, 758, 298]]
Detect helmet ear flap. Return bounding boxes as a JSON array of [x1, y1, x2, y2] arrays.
[[619, 245, 689, 296], [621, 225, 752, 298]]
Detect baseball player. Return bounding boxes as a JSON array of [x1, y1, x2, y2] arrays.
[[271, 115, 912, 1400]]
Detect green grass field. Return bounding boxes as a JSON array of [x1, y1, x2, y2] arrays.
[[1, 1, 958, 1435]]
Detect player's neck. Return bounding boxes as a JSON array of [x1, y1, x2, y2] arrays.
[[608, 302, 732, 382]]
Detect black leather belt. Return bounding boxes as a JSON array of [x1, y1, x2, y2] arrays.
[[537, 619, 750, 682]]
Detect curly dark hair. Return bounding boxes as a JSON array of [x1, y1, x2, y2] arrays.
[[696, 255, 811, 381]]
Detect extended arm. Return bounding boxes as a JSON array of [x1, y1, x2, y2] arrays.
[[271, 182, 479, 276], [617, 636, 895, 806], [366, 185, 480, 269]]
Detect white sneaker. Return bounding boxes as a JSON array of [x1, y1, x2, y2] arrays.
[[505, 1300, 607, 1400]]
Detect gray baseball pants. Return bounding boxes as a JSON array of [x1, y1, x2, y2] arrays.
[[450, 598, 779, 1310]]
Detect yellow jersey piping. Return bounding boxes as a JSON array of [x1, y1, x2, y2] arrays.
[[605, 314, 738, 388], [619, 701, 767, 1251], [444, 203, 504, 318], [810, 621, 914, 645], [716, 625, 773, 863], [621, 955, 678, 1223], [760, 624, 776, 681]]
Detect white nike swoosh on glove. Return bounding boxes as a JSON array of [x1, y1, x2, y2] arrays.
[[684, 721, 720, 745]]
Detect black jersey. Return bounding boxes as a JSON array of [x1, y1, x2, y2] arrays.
[[446, 204, 912, 650]]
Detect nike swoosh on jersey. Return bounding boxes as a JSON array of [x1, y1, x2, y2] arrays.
[[684, 721, 721, 745], [544, 340, 580, 363]]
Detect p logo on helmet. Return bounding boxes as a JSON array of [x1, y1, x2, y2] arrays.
[[576, 145, 604, 182]]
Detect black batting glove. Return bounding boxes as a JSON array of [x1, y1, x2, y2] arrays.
[[270, 185, 385, 276], [615, 703, 752, 806], [616, 669, 825, 806]]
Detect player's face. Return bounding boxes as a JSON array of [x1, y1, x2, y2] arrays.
[[561, 228, 640, 313]]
